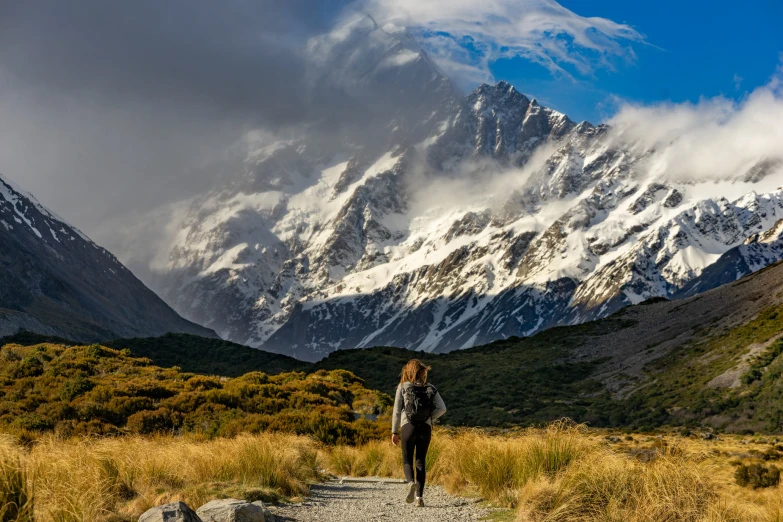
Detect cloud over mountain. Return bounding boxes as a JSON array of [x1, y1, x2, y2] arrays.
[[606, 65, 783, 183], [350, 0, 645, 87]]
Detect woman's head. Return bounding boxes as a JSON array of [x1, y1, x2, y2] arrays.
[[400, 359, 431, 384]]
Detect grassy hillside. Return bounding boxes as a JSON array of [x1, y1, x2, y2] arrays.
[[314, 324, 613, 427], [315, 263, 783, 433], [316, 303, 783, 432], [619, 301, 783, 433], [0, 341, 389, 444]]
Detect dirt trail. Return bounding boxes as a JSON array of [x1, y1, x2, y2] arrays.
[[270, 478, 496, 522]]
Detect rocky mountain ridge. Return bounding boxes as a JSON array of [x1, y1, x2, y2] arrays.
[[0, 172, 217, 341]]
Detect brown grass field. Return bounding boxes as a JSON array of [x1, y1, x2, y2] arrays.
[[2, 421, 783, 521]]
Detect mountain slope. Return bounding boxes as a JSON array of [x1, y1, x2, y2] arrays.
[[147, 17, 783, 361], [88, 260, 783, 432], [0, 173, 217, 341], [316, 260, 783, 431]]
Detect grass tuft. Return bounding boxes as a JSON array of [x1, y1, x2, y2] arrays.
[[0, 447, 33, 522]]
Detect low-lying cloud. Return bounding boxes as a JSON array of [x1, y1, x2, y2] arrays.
[[607, 65, 783, 182]]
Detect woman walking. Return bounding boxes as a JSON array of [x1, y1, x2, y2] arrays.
[[391, 359, 447, 507]]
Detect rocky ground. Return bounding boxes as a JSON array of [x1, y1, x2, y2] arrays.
[[271, 479, 497, 522]]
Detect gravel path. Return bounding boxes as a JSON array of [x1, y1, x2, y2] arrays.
[[271, 478, 496, 522]]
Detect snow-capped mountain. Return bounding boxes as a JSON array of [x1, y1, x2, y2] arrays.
[[0, 173, 217, 341], [153, 16, 783, 361]]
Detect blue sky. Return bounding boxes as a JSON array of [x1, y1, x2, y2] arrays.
[[488, 0, 783, 122]]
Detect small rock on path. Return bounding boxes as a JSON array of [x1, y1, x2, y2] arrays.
[[271, 479, 494, 522]]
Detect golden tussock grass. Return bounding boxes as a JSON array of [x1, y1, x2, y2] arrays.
[[0, 433, 320, 521], [322, 421, 783, 522], [2, 422, 783, 521]]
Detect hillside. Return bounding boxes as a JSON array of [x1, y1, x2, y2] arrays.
[[6, 261, 783, 433], [316, 261, 783, 432], [0, 340, 389, 443], [0, 173, 217, 342], [2, 331, 310, 377]]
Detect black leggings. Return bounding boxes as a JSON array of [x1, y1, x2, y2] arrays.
[[401, 423, 432, 497]]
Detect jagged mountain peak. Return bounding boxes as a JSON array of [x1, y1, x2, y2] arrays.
[[0, 172, 94, 246], [469, 81, 531, 111]]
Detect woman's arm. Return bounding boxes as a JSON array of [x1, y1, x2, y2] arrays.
[[391, 384, 403, 435], [431, 391, 447, 421]]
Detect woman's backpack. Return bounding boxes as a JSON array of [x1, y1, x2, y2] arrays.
[[403, 384, 437, 425]]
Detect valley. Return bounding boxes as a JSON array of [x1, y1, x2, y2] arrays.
[[8, 259, 783, 434], [0, 6, 782, 521]]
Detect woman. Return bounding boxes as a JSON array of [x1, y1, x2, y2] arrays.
[[391, 359, 447, 507]]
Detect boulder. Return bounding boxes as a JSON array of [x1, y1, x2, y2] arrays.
[[251, 501, 274, 522], [138, 502, 203, 522], [196, 499, 268, 522]]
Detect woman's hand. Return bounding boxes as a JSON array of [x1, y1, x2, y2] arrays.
[[392, 433, 400, 446]]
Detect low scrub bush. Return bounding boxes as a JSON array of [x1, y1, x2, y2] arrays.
[[734, 463, 781, 489], [0, 342, 391, 444]]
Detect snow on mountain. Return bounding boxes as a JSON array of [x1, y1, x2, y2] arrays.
[[150, 18, 783, 361], [0, 172, 217, 341]]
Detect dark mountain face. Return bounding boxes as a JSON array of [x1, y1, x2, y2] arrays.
[[0, 174, 217, 341]]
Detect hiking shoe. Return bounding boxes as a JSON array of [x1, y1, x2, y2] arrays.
[[405, 482, 417, 504], [415, 497, 424, 507]]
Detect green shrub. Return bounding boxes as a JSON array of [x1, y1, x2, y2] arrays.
[[12, 414, 54, 432], [186, 375, 223, 392], [734, 463, 781, 489], [741, 339, 783, 385], [0, 342, 391, 444], [13, 357, 43, 379], [58, 375, 94, 402], [126, 408, 181, 434]]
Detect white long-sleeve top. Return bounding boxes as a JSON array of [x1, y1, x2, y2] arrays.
[[391, 382, 447, 434]]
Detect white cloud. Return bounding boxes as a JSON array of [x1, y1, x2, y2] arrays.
[[350, 0, 645, 88], [607, 67, 783, 182]]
